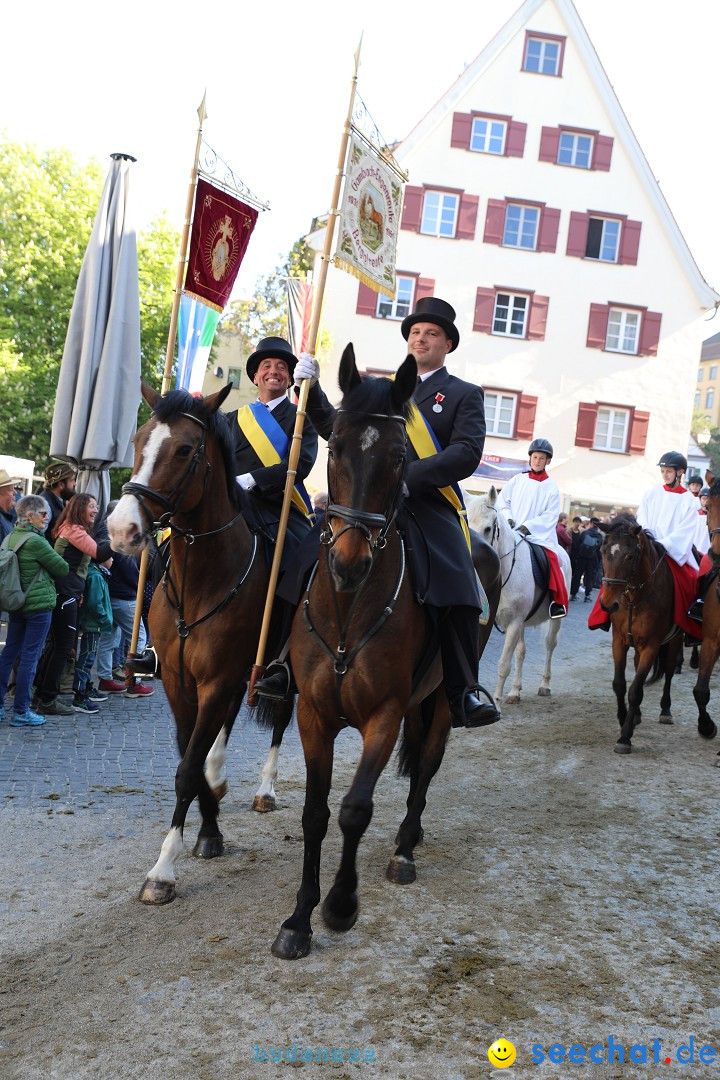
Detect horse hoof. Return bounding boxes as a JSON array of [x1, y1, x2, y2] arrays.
[[614, 742, 632, 755], [699, 722, 718, 741], [192, 835, 224, 859], [386, 856, 416, 884], [252, 794, 276, 813], [211, 780, 228, 802], [537, 687, 551, 697], [321, 894, 358, 933], [658, 714, 673, 725], [138, 878, 176, 905], [504, 693, 521, 705], [271, 926, 312, 960]]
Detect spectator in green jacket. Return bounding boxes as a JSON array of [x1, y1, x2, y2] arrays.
[[0, 496, 69, 727]]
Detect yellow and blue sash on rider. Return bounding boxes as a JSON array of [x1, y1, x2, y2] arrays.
[[406, 404, 472, 551], [237, 402, 312, 518]]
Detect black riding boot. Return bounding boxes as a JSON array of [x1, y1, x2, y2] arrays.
[[254, 600, 298, 701], [442, 606, 501, 728]]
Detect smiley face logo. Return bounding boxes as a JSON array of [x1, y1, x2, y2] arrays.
[[488, 1039, 517, 1068]]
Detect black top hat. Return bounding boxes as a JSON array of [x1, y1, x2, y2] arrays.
[[400, 296, 459, 352], [246, 337, 298, 381]]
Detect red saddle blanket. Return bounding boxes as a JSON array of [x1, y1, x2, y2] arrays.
[[587, 557, 700, 639]]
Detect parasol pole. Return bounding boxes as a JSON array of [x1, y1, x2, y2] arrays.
[[248, 41, 362, 704], [127, 93, 208, 682]]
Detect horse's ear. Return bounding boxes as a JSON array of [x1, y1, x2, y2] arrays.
[[201, 384, 233, 414], [141, 378, 161, 411], [630, 524, 643, 537], [598, 522, 610, 534], [338, 343, 361, 396], [706, 470, 716, 488], [391, 354, 418, 409], [488, 485, 497, 505]]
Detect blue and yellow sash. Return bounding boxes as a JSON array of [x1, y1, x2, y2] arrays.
[[406, 404, 472, 551], [237, 402, 312, 517]]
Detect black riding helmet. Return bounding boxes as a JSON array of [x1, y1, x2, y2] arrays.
[[528, 438, 553, 460], [700, 486, 711, 497], [657, 451, 687, 471], [687, 473, 703, 487]]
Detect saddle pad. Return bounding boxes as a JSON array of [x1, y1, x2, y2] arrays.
[[528, 542, 549, 590]]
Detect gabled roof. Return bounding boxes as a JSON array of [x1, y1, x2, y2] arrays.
[[396, 0, 718, 311]]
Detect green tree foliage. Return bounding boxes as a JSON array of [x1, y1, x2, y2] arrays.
[[0, 139, 178, 465]]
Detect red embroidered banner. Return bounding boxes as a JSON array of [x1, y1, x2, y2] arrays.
[[184, 177, 258, 311]]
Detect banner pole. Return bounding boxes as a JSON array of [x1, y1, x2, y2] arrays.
[[127, 93, 207, 685], [247, 42, 362, 704]]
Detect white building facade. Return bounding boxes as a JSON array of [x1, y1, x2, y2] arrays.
[[308, 0, 718, 512]]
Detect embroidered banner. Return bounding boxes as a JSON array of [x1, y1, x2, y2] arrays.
[[184, 177, 258, 312], [334, 135, 403, 299]]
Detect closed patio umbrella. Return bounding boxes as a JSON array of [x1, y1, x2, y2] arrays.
[[50, 153, 141, 519]]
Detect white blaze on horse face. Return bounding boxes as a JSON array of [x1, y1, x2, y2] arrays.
[[360, 425, 380, 452], [610, 543, 620, 557], [108, 422, 173, 550]]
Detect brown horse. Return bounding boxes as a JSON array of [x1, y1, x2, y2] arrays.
[[271, 347, 500, 960], [692, 475, 720, 749], [599, 514, 691, 754], [108, 381, 293, 903]]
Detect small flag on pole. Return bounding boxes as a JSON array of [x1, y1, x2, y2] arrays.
[[333, 135, 404, 299], [286, 277, 314, 355], [176, 295, 220, 392]]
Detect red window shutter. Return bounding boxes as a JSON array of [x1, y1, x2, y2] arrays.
[[356, 282, 378, 317], [400, 185, 423, 231], [415, 277, 436, 302], [539, 126, 560, 163], [514, 393, 538, 439], [483, 199, 506, 245], [505, 121, 527, 158], [627, 409, 650, 454], [592, 135, 614, 171], [473, 287, 496, 333], [618, 219, 642, 265], [456, 194, 479, 240], [537, 207, 560, 253], [586, 304, 609, 350], [575, 402, 598, 447], [527, 294, 550, 340], [566, 212, 589, 257], [451, 112, 472, 149], [638, 311, 662, 356]]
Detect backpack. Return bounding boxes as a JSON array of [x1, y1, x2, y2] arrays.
[[0, 533, 45, 612], [581, 529, 601, 551], [81, 564, 113, 632]]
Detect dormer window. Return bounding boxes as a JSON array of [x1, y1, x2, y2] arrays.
[[523, 32, 566, 77]]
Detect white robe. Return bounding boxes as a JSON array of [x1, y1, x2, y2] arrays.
[[694, 509, 710, 556], [636, 486, 699, 567], [495, 470, 561, 551]]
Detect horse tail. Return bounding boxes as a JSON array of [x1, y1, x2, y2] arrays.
[[254, 696, 294, 732], [645, 646, 665, 686], [396, 692, 436, 777]]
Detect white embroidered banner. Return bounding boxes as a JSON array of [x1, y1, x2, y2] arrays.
[[334, 135, 404, 299]]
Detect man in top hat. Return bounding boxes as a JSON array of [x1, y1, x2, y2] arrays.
[[225, 336, 318, 551], [495, 439, 570, 618], [0, 469, 20, 543], [36, 462, 76, 539], [268, 296, 499, 729]]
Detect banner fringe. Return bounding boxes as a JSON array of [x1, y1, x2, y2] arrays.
[[334, 257, 394, 300], [182, 289, 224, 314]]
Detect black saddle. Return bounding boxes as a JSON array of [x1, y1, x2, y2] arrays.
[[525, 541, 550, 622]]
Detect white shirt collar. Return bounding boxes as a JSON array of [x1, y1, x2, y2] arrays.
[[418, 366, 445, 383]]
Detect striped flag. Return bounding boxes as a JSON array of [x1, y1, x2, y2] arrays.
[[175, 295, 220, 392]]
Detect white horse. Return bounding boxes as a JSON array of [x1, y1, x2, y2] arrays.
[[467, 487, 571, 704]]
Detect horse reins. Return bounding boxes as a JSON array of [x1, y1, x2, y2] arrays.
[[601, 531, 667, 644]]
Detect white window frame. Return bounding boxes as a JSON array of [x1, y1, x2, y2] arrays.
[[470, 116, 506, 155], [710, 365, 718, 380], [594, 406, 630, 453], [586, 217, 621, 262], [707, 388, 715, 410], [420, 191, 459, 238], [492, 292, 529, 338], [605, 308, 640, 355], [376, 276, 415, 320], [502, 204, 540, 250], [484, 391, 518, 438], [524, 36, 561, 76], [557, 131, 593, 169]]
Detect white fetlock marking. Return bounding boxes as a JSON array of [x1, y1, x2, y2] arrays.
[[146, 826, 184, 883], [255, 745, 279, 799], [205, 727, 228, 791]]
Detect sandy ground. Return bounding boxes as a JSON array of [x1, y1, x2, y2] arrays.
[[2, 608, 720, 1080]]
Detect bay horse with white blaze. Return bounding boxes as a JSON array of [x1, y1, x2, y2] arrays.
[[108, 381, 294, 904], [466, 487, 570, 703], [271, 346, 500, 960]]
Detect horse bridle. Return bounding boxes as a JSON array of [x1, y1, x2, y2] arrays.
[[601, 530, 666, 644]]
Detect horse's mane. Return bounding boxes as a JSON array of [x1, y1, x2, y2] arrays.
[[152, 389, 246, 512], [603, 512, 665, 559], [339, 374, 413, 421]]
